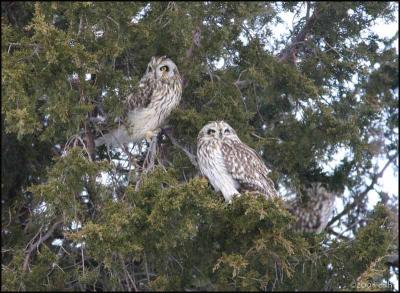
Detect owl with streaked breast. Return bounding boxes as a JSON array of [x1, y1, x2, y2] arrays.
[[197, 121, 278, 202], [286, 183, 336, 233], [95, 56, 182, 148], [197, 121, 336, 233]]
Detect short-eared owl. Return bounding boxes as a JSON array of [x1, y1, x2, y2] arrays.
[[197, 121, 278, 202], [286, 183, 336, 233], [95, 56, 182, 147]]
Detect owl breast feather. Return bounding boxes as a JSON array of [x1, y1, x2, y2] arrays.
[[127, 80, 181, 140]]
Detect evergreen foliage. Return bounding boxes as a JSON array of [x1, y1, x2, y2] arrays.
[[2, 2, 398, 291]]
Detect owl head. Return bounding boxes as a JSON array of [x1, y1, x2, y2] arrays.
[[198, 120, 240, 142], [145, 56, 180, 81]]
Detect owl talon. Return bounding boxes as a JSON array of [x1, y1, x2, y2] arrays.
[[145, 130, 153, 143]]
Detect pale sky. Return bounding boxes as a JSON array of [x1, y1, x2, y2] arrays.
[[276, 4, 399, 202]]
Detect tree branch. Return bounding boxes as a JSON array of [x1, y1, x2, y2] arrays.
[[277, 5, 318, 63], [163, 128, 198, 168], [135, 134, 160, 191], [235, 5, 319, 89], [325, 227, 351, 241], [77, 14, 84, 36], [385, 254, 399, 268], [327, 152, 398, 228], [23, 220, 63, 272], [181, 25, 202, 88], [119, 253, 138, 291]]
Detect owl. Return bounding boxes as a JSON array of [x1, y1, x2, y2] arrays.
[[286, 183, 336, 233], [197, 121, 278, 202], [95, 56, 182, 147]]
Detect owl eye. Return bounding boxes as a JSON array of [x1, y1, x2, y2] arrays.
[[160, 65, 169, 72], [224, 128, 230, 134], [207, 129, 216, 135], [147, 66, 152, 72]]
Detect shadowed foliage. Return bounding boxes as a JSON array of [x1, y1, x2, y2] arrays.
[[2, 2, 398, 291]]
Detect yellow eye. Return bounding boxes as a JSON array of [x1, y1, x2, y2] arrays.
[[160, 66, 169, 72]]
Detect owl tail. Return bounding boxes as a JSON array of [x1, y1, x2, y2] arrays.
[[94, 136, 107, 147], [94, 126, 134, 148]]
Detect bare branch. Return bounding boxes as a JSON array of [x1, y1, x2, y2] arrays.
[[182, 25, 202, 88], [143, 134, 159, 173], [305, 1, 311, 21], [327, 152, 398, 228], [325, 227, 351, 241], [23, 220, 63, 272], [106, 15, 120, 29], [119, 253, 138, 291], [84, 120, 95, 162], [81, 244, 85, 275], [324, 39, 343, 58], [277, 5, 318, 63], [163, 128, 198, 168], [77, 14, 84, 36], [135, 133, 161, 191]]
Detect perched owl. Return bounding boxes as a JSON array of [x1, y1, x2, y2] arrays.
[[286, 183, 336, 233], [95, 56, 182, 147], [197, 121, 278, 202]]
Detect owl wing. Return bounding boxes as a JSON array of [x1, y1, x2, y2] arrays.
[[94, 76, 155, 146], [221, 139, 278, 198], [125, 75, 155, 111]]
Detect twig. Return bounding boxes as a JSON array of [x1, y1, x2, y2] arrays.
[[119, 254, 138, 291], [143, 134, 158, 173], [325, 227, 351, 241], [24, 225, 44, 251], [163, 128, 198, 168], [106, 15, 120, 29], [143, 252, 151, 283], [324, 39, 343, 58], [77, 14, 84, 36], [23, 220, 63, 272], [253, 83, 266, 125], [305, 1, 311, 21], [84, 120, 95, 162], [135, 134, 160, 191], [155, 2, 175, 24], [278, 4, 318, 63], [327, 152, 398, 228], [182, 25, 202, 88], [81, 244, 85, 275], [250, 132, 280, 141]]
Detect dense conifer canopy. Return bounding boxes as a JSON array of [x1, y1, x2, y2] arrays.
[[2, 2, 398, 291]]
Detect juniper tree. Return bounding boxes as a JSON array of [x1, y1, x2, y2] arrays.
[[2, 2, 398, 291]]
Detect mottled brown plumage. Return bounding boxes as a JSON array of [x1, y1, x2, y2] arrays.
[[197, 121, 335, 234], [95, 56, 182, 147], [197, 121, 278, 202], [286, 183, 336, 233]]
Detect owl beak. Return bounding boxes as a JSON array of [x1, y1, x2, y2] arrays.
[[219, 131, 223, 139]]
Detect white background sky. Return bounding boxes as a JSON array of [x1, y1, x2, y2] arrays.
[[274, 4, 399, 289], [274, 3, 399, 203]]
